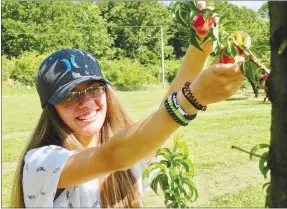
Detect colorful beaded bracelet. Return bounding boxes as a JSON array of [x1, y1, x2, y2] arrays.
[[167, 96, 190, 124], [182, 82, 207, 111], [171, 92, 197, 121], [164, 98, 188, 126]]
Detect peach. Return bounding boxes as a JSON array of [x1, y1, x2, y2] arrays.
[[196, 1, 206, 10], [221, 53, 235, 64], [192, 14, 214, 38]]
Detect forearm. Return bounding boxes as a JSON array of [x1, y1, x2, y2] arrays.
[[104, 94, 197, 170], [160, 45, 210, 108]]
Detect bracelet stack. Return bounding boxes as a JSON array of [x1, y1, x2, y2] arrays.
[[164, 92, 197, 126], [182, 82, 207, 111]]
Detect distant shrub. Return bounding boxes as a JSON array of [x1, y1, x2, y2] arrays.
[[100, 58, 157, 91], [165, 59, 182, 84], [2, 56, 16, 81], [11, 51, 49, 85]]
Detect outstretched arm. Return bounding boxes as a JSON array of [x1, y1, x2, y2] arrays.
[[160, 40, 213, 108], [144, 40, 213, 163]]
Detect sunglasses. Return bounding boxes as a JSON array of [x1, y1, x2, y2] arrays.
[[60, 84, 106, 106]]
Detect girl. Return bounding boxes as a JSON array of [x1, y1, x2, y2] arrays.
[[11, 42, 244, 208]]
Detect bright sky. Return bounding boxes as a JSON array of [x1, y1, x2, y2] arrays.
[[229, 1, 266, 11]]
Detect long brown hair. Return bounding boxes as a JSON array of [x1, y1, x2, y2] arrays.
[[11, 85, 142, 207]]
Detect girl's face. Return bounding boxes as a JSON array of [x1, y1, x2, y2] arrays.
[[54, 81, 107, 137]]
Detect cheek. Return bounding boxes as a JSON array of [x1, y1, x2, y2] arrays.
[[54, 105, 76, 126], [96, 94, 107, 112]]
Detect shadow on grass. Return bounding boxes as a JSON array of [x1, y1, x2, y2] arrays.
[[225, 97, 248, 101]]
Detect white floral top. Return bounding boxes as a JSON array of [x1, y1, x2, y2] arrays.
[[22, 145, 149, 207]]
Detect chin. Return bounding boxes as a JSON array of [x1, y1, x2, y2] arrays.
[[80, 123, 104, 136]]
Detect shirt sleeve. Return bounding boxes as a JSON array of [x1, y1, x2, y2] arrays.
[[22, 145, 75, 207]]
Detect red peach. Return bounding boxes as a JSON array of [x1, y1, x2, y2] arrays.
[[262, 73, 268, 81], [192, 13, 205, 28], [221, 53, 235, 64]]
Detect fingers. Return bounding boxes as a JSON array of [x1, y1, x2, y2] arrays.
[[225, 77, 244, 96], [212, 56, 221, 64], [212, 60, 245, 76]]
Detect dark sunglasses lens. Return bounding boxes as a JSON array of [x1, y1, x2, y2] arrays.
[[61, 92, 79, 106]]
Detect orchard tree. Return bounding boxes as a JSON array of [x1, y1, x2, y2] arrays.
[[268, 1, 287, 207]]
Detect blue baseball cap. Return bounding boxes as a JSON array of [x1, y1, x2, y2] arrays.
[[36, 49, 110, 108]]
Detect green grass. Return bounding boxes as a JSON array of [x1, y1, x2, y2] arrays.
[[206, 184, 266, 207], [2, 138, 29, 162], [2, 86, 271, 207], [2, 172, 15, 207]]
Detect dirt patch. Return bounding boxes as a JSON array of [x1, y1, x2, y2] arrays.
[[2, 161, 18, 174]]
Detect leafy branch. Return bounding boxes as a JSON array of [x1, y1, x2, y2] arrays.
[[143, 133, 197, 208]]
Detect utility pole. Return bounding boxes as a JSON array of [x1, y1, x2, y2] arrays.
[[161, 26, 165, 88], [122, 25, 165, 87]]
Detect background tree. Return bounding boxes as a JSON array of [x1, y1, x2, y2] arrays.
[[97, 1, 174, 64], [268, 1, 287, 207], [1, 1, 113, 58]]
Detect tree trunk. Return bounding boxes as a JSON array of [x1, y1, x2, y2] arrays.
[[247, 77, 259, 98], [268, 2, 287, 207]]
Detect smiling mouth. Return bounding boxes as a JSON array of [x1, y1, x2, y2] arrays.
[[76, 110, 98, 122]]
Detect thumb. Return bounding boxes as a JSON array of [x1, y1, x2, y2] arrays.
[[212, 55, 221, 64]]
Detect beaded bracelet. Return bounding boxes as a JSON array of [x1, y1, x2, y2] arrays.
[[164, 98, 188, 126], [171, 92, 197, 121], [167, 96, 190, 124], [182, 82, 207, 111]]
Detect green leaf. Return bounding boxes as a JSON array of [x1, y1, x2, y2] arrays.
[[159, 174, 170, 191], [178, 141, 189, 160], [250, 143, 270, 160], [240, 61, 246, 75], [156, 148, 172, 159], [175, 9, 187, 28], [179, 8, 190, 28], [259, 152, 269, 179], [143, 162, 166, 179], [203, 11, 210, 21], [262, 182, 270, 190], [167, 201, 177, 208], [189, 32, 203, 51], [150, 174, 162, 195], [245, 62, 256, 83], [181, 177, 198, 202], [190, 10, 196, 19], [186, 1, 200, 12]]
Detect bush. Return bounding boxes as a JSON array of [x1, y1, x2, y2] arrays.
[[164, 59, 182, 84], [11, 51, 49, 85], [145, 63, 161, 82], [2, 56, 16, 81], [99, 58, 157, 91]]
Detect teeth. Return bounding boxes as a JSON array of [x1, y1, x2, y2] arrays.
[[77, 111, 97, 120]]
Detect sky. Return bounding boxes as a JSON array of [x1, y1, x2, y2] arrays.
[[229, 1, 266, 11]]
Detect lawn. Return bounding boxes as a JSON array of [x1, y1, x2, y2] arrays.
[[2, 85, 271, 207]]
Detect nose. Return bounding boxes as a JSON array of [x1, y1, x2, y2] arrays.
[[78, 93, 98, 109]]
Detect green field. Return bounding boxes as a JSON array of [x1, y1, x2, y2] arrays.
[[2, 86, 271, 207]]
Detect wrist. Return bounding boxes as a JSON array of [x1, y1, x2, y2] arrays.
[[188, 82, 208, 106], [176, 91, 198, 115]]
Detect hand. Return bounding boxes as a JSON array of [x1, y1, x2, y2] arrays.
[[188, 56, 244, 106]]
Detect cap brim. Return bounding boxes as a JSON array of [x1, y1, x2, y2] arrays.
[[48, 76, 111, 105]]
